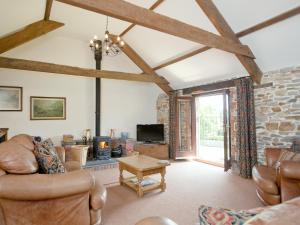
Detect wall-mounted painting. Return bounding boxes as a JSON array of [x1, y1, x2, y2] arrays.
[[30, 96, 66, 120], [0, 86, 22, 111]]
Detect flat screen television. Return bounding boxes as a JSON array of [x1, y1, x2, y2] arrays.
[[137, 124, 164, 143]]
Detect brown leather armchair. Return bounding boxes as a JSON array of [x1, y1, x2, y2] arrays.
[[280, 160, 300, 202], [252, 147, 300, 205], [0, 134, 107, 225]]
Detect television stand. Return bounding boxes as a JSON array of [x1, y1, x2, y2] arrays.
[[134, 143, 169, 160]]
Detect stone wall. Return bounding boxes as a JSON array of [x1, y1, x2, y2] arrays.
[[156, 65, 300, 165], [255, 66, 300, 163], [157, 93, 170, 144]]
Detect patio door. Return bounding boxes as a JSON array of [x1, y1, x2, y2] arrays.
[[174, 97, 196, 159], [195, 90, 231, 170]]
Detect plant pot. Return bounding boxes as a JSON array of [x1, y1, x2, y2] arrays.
[[70, 145, 89, 166]]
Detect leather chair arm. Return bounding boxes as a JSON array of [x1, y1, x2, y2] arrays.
[[64, 161, 82, 171], [0, 170, 94, 201], [280, 161, 300, 180], [90, 173, 107, 210], [265, 148, 284, 167], [55, 146, 66, 163]]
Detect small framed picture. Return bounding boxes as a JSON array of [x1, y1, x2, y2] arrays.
[[30, 96, 66, 120], [0, 86, 23, 111]]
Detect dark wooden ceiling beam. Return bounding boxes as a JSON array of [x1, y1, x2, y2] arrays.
[[110, 35, 173, 94], [182, 79, 236, 95], [44, 0, 54, 20], [56, 0, 254, 58], [119, 0, 165, 37], [153, 47, 210, 71], [0, 20, 64, 54], [237, 6, 300, 37], [195, 0, 262, 83], [0, 57, 167, 83], [153, 6, 300, 72]]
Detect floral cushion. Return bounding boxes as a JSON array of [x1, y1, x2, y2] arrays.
[[198, 205, 258, 225], [33, 138, 65, 174]]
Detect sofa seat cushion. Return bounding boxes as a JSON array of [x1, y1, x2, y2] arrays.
[[244, 196, 300, 225], [0, 140, 38, 174], [252, 165, 279, 195], [33, 139, 65, 174], [281, 178, 300, 202], [198, 205, 258, 225]]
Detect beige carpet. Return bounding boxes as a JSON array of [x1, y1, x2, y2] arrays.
[[95, 161, 262, 225]]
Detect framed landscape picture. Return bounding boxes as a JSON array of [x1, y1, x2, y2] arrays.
[[30, 96, 66, 120], [0, 86, 22, 111]]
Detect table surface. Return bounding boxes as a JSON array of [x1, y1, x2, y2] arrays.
[[117, 155, 167, 171]]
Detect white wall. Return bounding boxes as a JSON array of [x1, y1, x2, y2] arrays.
[[0, 34, 163, 144], [101, 79, 162, 138]]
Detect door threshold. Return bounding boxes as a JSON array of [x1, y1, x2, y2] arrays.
[[175, 156, 196, 160], [194, 158, 224, 168]]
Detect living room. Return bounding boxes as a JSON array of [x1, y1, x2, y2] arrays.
[[0, 1, 300, 225]]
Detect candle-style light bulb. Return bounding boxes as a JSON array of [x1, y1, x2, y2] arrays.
[[105, 32, 109, 40], [117, 36, 121, 42], [90, 40, 93, 45], [95, 43, 99, 49], [93, 35, 98, 40], [120, 41, 125, 46]]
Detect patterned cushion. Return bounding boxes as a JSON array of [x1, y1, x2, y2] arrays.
[[33, 139, 65, 174], [198, 205, 258, 225]]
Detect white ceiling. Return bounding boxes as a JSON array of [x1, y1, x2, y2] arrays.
[[1, 0, 300, 89]]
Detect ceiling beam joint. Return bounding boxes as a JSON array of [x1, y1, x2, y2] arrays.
[[56, 0, 255, 58]]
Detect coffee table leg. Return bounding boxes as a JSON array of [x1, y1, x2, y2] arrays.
[[160, 167, 166, 192], [119, 164, 124, 186], [137, 172, 143, 197]]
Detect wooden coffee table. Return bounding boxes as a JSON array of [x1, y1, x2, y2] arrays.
[[117, 155, 168, 197]]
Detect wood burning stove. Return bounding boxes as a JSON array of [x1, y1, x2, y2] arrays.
[[93, 136, 112, 160]]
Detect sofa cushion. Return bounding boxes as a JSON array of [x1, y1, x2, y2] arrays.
[[274, 149, 300, 169], [10, 134, 34, 151], [281, 178, 300, 203], [136, 217, 178, 225], [198, 205, 258, 225], [0, 140, 38, 174], [33, 139, 65, 174], [244, 196, 300, 225], [252, 165, 279, 195]]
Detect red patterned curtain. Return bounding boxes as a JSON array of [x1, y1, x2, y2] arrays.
[[169, 92, 177, 159], [235, 77, 257, 178]]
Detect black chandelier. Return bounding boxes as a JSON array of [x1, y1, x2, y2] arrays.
[[89, 16, 125, 57]]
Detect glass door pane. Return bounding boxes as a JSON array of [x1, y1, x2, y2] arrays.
[[195, 94, 225, 166]]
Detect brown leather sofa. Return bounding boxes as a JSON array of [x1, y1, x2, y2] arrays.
[[0, 134, 107, 225], [252, 147, 300, 205], [135, 217, 178, 225]]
